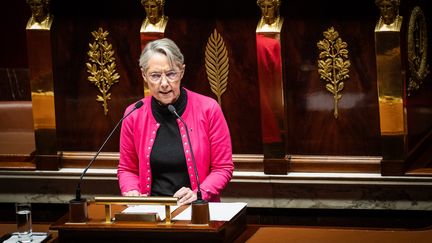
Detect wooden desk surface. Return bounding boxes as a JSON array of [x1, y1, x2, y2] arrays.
[[51, 203, 240, 232], [4, 203, 431, 243], [243, 225, 432, 243], [50, 203, 247, 242], [2, 223, 432, 243]]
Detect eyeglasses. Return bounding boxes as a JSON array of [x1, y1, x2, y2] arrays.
[[145, 70, 182, 84]]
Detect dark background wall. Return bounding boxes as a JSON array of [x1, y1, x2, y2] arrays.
[[1, 0, 431, 172]]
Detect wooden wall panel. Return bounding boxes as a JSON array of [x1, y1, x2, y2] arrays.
[[283, 1, 381, 156], [163, 1, 263, 154], [51, 0, 144, 152], [0, 1, 29, 68], [3, 0, 430, 173], [50, 0, 263, 154], [0, 1, 31, 101], [403, 0, 432, 172], [404, 0, 432, 148]]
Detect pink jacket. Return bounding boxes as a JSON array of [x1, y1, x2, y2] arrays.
[[118, 88, 234, 201]]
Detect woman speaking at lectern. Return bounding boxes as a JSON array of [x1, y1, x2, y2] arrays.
[[117, 38, 234, 206]]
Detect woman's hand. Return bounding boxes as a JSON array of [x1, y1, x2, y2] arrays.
[[173, 187, 197, 206], [122, 190, 147, 197]]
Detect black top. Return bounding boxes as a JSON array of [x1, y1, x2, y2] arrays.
[[150, 88, 191, 196]]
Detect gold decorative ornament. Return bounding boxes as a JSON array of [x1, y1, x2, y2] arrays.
[[407, 6, 429, 96], [375, 0, 402, 31], [317, 27, 351, 119], [26, 0, 53, 30], [205, 29, 229, 105], [140, 0, 168, 33], [256, 0, 284, 33], [86, 27, 120, 115]]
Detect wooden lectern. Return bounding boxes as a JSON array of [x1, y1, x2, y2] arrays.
[[50, 201, 247, 243]]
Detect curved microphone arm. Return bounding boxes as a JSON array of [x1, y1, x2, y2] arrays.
[[75, 100, 144, 201]]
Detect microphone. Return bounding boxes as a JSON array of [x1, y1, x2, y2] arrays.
[[168, 104, 209, 224], [69, 100, 144, 223]]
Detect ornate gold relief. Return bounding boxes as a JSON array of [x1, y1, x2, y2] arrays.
[[256, 0, 284, 33], [140, 0, 169, 33], [86, 27, 120, 115], [375, 0, 402, 31], [317, 27, 351, 119], [205, 29, 229, 105], [407, 6, 429, 96], [26, 0, 53, 30]]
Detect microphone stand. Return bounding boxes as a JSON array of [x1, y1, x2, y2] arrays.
[[69, 101, 143, 223], [168, 105, 209, 224]]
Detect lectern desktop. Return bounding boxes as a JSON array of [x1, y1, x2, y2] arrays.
[[50, 200, 247, 243]]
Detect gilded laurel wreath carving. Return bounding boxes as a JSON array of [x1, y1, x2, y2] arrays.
[[86, 27, 120, 115], [407, 6, 429, 96], [205, 29, 229, 105], [317, 27, 351, 119]]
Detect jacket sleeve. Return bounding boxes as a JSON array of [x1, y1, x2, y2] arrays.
[[117, 107, 141, 194], [200, 102, 234, 201]]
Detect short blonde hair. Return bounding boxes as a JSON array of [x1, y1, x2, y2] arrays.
[[139, 38, 184, 71]]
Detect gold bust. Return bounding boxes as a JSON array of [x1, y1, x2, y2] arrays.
[[140, 0, 168, 33], [375, 0, 402, 31], [26, 0, 52, 30], [256, 0, 283, 33]]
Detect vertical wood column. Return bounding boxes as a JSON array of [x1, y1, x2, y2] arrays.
[[26, 23, 60, 170], [256, 1, 288, 174], [375, 17, 406, 175]]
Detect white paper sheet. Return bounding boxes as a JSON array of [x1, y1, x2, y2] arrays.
[[122, 202, 247, 222], [173, 202, 247, 221]]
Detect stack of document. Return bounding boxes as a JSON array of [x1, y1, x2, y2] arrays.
[[122, 202, 247, 221]]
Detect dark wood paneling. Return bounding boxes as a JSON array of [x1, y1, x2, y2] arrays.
[[404, 0, 432, 171], [0, 0, 31, 101], [283, 1, 381, 156], [51, 0, 263, 154], [164, 1, 263, 154], [5, 0, 430, 173], [52, 0, 144, 152], [0, 1, 29, 68], [0, 68, 31, 101]]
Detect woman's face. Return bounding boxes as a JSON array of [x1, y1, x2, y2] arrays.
[[142, 53, 184, 105]]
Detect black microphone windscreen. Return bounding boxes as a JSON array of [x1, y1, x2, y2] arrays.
[[134, 100, 144, 109], [167, 104, 176, 114]]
